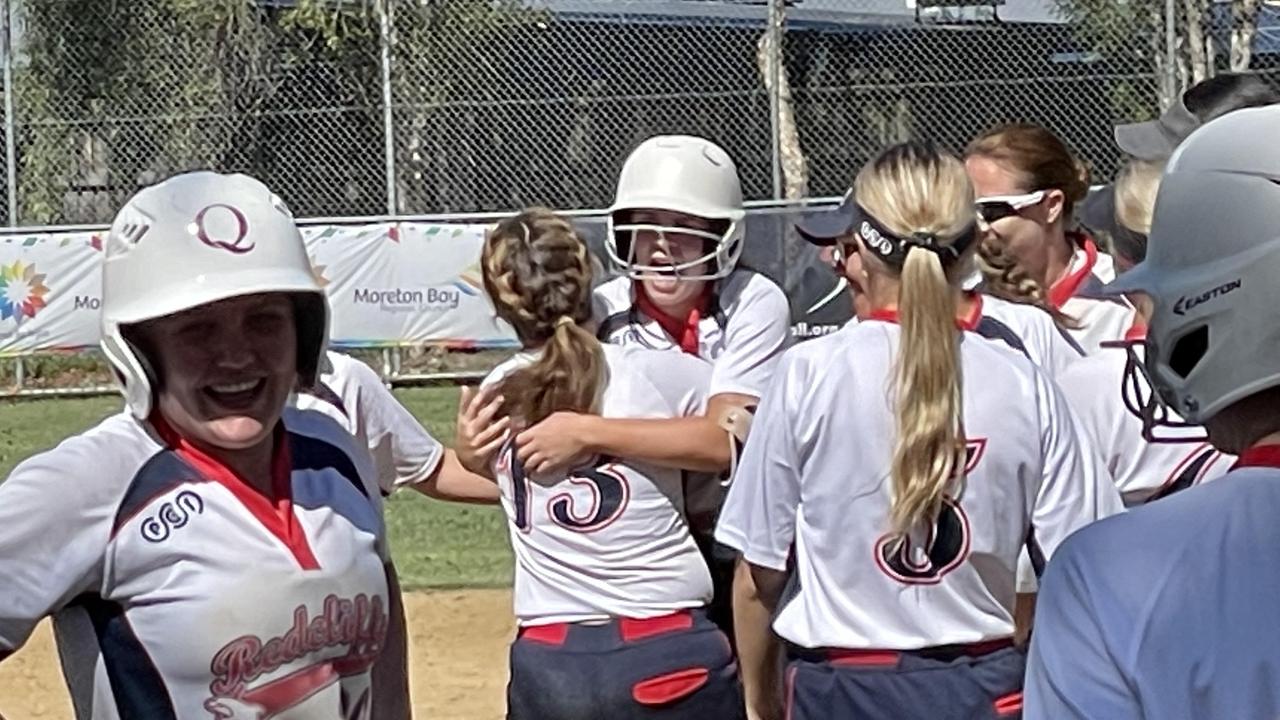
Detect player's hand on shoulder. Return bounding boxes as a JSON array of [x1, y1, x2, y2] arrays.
[[455, 385, 510, 478], [515, 411, 596, 477]]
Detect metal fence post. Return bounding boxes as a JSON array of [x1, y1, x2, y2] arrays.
[[3, 0, 17, 226], [379, 0, 398, 216], [768, 0, 783, 201], [1164, 0, 1178, 109]]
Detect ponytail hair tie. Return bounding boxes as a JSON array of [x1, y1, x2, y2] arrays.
[[554, 316, 576, 329]]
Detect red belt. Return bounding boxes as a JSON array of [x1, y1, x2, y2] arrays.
[[822, 638, 1014, 667], [518, 609, 695, 646]]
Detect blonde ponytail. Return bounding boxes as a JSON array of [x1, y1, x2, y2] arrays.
[[481, 208, 606, 426], [890, 246, 965, 535], [851, 141, 973, 537]]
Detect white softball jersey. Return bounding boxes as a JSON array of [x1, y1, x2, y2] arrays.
[[0, 409, 389, 719], [846, 293, 1084, 380], [1026, 449, 1280, 719], [294, 350, 445, 497], [1057, 343, 1231, 507], [1051, 236, 1136, 355], [592, 269, 791, 399], [716, 318, 1124, 650], [482, 343, 716, 626]]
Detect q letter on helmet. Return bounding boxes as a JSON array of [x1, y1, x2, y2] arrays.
[[99, 171, 328, 419]]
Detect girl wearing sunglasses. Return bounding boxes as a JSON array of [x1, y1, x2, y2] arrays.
[[965, 124, 1135, 354], [720, 141, 1120, 720]]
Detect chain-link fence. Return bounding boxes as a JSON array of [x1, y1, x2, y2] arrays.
[[2, 0, 1277, 229]]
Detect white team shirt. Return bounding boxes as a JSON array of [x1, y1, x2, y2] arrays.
[[1058, 345, 1231, 506], [294, 351, 444, 497], [0, 409, 389, 719], [1051, 236, 1136, 354], [482, 344, 715, 625], [593, 269, 791, 399], [716, 319, 1123, 650], [846, 293, 1083, 379]]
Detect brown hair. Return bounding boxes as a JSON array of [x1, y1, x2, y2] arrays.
[[854, 141, 972, 536], [965, 123, 1090, 218], [482, 208, 606, 426], [976, 239, 1078, 329]]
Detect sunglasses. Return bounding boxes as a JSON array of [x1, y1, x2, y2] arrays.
[[975, 190, 1047, 224]]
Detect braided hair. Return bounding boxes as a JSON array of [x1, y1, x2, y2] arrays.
[[482, 208, 607, 426]]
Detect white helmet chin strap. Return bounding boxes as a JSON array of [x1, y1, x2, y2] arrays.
[[611, 222, 738, 281]]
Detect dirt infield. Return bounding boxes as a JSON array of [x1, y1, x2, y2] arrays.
[[0, 589, 515, 720]]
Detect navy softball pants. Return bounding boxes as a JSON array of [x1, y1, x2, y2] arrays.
[[506, 609, 745, 720], [786, 640, 1026, 720]]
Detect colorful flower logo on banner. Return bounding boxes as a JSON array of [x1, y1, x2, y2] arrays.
[[0, 260, 50, 321]]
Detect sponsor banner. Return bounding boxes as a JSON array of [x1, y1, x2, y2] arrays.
[[0, 232, 105, 357], [0, 207, 849, 357], [305, 223, 518, 349]]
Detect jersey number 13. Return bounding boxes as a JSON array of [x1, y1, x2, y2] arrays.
[[509, 448, 632, 534]]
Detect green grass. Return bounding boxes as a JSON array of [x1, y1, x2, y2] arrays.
[[0, 387, 513, 591]]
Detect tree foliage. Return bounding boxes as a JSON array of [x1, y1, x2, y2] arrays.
[[11, 0, 540, 224]]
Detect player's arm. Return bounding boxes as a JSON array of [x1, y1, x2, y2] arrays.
[[516, 281, 787, 476], [515, 392, 755, 475], [409, 449, 499, 504], [734, 560, 787, 720], [454, 384, 509, 480], [0, 447, 108, 662], [1024, 537, 1140, 719], [715, 357, 802, 720], [342, 361, 500, 504]]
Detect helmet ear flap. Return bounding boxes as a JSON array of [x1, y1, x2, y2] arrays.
[[291, 293, 329, 389], [101, 325, 162, 419]]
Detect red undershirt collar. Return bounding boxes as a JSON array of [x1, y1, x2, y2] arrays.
[[149, 413, 319, 570], [1048, 233, 1099, 310], [1232, 445, 1280, 471], [865, 292, 985, 331], [634, 283, 712, 356]]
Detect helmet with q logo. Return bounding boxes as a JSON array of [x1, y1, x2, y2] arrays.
[[99, 171, 328, 419]]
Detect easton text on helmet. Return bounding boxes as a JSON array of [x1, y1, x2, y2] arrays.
[[1173, 278, 1242, 316]]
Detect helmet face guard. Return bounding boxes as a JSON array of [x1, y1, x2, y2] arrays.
[[606, 218, 743, 281], [1098, 106, 1280, 440], [607, 135, 746, 283], [1102, 337, 1208, 444]]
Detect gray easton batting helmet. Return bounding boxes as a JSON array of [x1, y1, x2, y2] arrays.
[[1105, 104, 1280, 431]]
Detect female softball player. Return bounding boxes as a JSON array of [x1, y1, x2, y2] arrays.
[[1061, 160, 1230, 506], [1026, 103, 1280, 720], [463, 135, 788, 477], [797, 208, 1083, 380], [458, 135, 789, 637], [965, 123, 1135, 354], [476, 208, 743, 720], [798, 175, 1090, 647], [0, 172, 395, 719], [716, 141, 1122, 720]]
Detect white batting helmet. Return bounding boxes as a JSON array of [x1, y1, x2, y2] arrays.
[[606, 135, 746, 280], [1105, 104, 1280, 430], [99, 171, 328, 419]]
